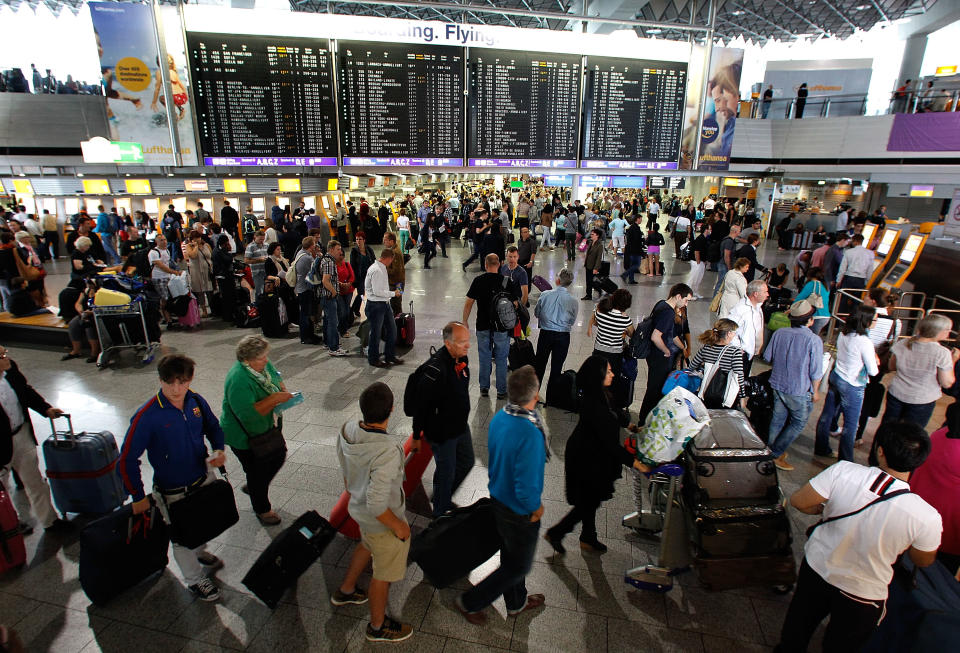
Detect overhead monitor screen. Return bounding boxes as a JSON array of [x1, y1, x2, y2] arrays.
[[468, 48, 580, 168], [186, 33, 339, 166], [338, 41, 464, 166], [580, 56, 687, 170]]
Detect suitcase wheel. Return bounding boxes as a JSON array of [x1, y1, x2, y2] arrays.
[[756, 461, 776, 476], [695, 462, 715, 478]]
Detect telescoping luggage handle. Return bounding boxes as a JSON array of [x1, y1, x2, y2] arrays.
[[49, 413, 76, 446]]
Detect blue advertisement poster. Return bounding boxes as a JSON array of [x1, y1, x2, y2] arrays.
[[698, 47, 744, 172], [88, 1, 195, 165]]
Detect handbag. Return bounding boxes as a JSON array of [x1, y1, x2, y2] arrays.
[[228, 403, 287, 460], [698, 346, 740, 408], [13, 249, 42, 282], [165, 471, 240, 549], [875, 319, 898, 375], [808, 281, 824, 309], [708, 288, 722, 314]]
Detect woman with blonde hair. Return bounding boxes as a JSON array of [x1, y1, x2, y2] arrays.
[[718, 257, 749, 318], [688, 318, 748, 408]]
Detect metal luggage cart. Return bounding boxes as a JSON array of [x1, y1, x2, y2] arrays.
[[92, 299, 160, 369]]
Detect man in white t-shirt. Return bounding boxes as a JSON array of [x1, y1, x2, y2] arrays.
[[149, 234, 179, 322], [726, 280, 768, 376], [776, 421, 941, 653]]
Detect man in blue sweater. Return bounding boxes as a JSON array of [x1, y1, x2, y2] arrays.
[[118, 354, 227, 602], [456, 365, 548, 623]]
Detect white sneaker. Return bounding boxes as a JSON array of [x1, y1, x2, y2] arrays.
[[329, 348, 350, 357]]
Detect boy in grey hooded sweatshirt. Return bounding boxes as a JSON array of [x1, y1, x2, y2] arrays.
[[334, 382, 414, 643]]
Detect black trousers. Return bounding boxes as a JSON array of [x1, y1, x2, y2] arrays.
[[43, 231, 59, 259], [775, 559, 886, 653], [584, 269, 596, 297], [535, 329, 570, 386], [548, 501, 601, 543], [639, 350, 674, 423], [231, 446, 287, 514]]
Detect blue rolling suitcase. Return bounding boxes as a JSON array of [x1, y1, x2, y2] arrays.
[[42, 414, 127, 516]]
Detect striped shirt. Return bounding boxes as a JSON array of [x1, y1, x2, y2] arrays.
[[593, 309, 632, 353], [689, 344, 748, 394]]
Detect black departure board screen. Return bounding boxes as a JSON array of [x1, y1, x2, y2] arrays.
[[581, 57, 686, 170], [186, 33, 339, 166], [338, 41, 464, 166], [468, 49, 580, 168]]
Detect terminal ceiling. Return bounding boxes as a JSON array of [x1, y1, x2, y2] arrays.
[[2, 0, 937, 45]]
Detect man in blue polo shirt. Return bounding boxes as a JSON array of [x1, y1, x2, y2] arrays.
[[455, 366, 547, 624], [118, 354, 227, 602]]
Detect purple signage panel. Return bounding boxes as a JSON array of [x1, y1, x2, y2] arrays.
[[581, 160, 680, 170], [204, 156, 338, 166], [468, 158, 578, 168], [888, 112, 960, 152], [342, 157, 463, 167]]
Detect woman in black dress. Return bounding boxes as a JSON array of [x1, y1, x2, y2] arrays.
[[544, 355, 648, 554]]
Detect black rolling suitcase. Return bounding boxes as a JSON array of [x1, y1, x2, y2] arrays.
[[409, 498, 501, 588], [243, 510, 338, 608], [508, 337, 536, 371], [79, 503, 170, 604], [684, 410, 796, 590], [546, 370, 578, 411], [595, 275, 618, 294]]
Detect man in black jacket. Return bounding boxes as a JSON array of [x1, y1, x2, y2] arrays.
[[220, 201, 240, 245], [619, 216, 645, 284], [0, 347, 71, 533], [734, 233, 767, 282], [410, 322, 473, 517]]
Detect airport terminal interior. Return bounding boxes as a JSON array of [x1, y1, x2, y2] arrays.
[[1, 0, 960, 652]]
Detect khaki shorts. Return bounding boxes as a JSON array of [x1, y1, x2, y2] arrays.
[[361, 526, 410, 583]]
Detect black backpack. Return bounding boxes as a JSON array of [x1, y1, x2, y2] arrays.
[[489, 276, 518, 332], [629, 301, 668, 359], [403, 347, 442, 417]]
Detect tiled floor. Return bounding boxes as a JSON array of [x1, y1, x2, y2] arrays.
[[0, 230, 942, 652]]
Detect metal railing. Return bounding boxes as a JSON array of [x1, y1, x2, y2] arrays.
[[927, 295, 960, 345], [825, 289, 927, 344], [750, 94, 868, 119], [889, 86, 960, 114]]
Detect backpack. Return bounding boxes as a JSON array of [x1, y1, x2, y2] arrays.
[[629, 301, 668, 359], [403, 347, 441, 418], [489, 276, 518, 332], [243, 216, 257, 235], [285, 250, 306, 286]]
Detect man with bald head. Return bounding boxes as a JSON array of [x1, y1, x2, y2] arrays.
[[410, 322, 474, 517]]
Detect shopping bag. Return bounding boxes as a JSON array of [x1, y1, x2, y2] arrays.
[[167, 272, 189, 299], [635, 387, 710, 465]]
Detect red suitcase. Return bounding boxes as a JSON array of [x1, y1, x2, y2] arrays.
[[0, 481, 26, 574], [395, 300, 415, 347], [329, 434, 433, 540]]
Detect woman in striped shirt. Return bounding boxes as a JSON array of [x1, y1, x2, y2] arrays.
[[688, 318, 748, 409], [588, 289, 635, 378]]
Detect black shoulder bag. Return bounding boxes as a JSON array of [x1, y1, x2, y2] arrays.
[[227, 401, 287, 460]]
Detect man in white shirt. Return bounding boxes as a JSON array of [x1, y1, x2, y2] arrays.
[[703, 196, 716, 212], [836, 234, 874, 311], [836, 206, 849, 233], [777, 421, 941, 653], [364, 248, 403, 368], [726, 280, 768, 376], [646, 199, 660, 229]]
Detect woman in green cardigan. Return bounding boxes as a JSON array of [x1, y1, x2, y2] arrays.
[[221, 335, 293, 526]]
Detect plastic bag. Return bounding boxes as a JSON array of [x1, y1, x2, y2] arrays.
[[635, 387, 711, 465], [167, 272, 189, 299]]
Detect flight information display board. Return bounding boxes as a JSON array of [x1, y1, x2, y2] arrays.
[[338, 41, 464, 166], [186, 33, 339, 166], [581, 56, 687, 170], [468, 48, 580, 168]]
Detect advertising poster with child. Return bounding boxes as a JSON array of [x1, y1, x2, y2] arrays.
[[88, 1, 197, 165]]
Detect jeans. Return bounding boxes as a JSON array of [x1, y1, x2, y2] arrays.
[[0, 279, 11, 313], [815, 372, 865, 462], [252, 271, 265, 299], [423, 240, 436, 267], [102, 233, 120, 265], [565, 235, 576, 261], [298, 290, 314, 342], [477, 329, 510, 393], [713, 260, 729, 295], [880, 393, 936, 430], [428, 428, 474, 517], [534, 330, 570, 386], [461, 499, 540, 613], [768, 389, 814, 458], [775, 559, 886, 653], [231, 446, 286, 514], [623, 254, 643, 282], [321, 296, 339, 350], [639, 350, 675, 423], [761, 101, 771, 119], [337, 294, 354, 334], [811, 317, 829, 336], [463, 238, 482, 268], [548, 501, 601, 543], [365, 300, 396, 364]]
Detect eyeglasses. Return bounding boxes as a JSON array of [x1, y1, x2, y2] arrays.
[[0, 351, 7, 359]]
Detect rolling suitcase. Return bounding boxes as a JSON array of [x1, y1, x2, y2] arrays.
[[596, 275, 618, 295], [409, 498, 501, 588], [79, 503, 170, 604], [42, 415, 127, 516], [242, 510, 338, 608], [395, 301, 416, 347], [546, 370, 578, 411], [329, 434, 433, 540], [531, 275, 552, 292], [599, 260, 611, 277], [0, 480, 26, 574], [508, 337, 536, 371]]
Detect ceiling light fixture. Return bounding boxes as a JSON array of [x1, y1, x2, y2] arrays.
[[731, 10, 744, 15], [646, 28, 662, 34]]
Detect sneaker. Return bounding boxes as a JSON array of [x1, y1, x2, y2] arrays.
[[189, 578, 221, 602], [365, 617, 413, 642], [328, 348, 350, 357], [330, 587, 369, 606], [773, 454, 794, 471], [830, 429, 842, 438], [197, 553, 224, 572]]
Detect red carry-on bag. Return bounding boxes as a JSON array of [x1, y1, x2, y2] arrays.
[[329, 433, 433, 540], [0, 480, 27, 574]]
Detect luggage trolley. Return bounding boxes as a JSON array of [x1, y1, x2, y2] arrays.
[[623, 463, 692, 592], [92, 298, 160, 369]]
